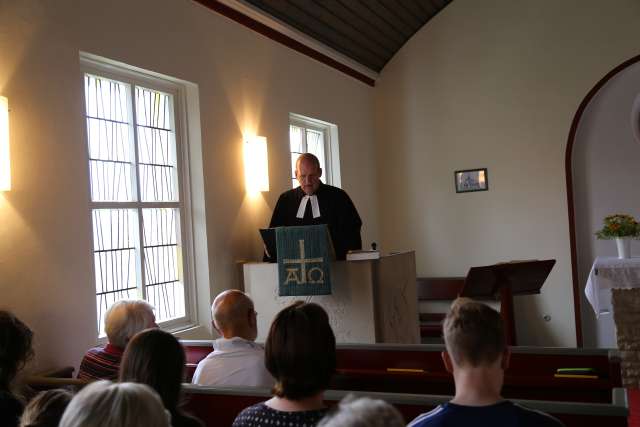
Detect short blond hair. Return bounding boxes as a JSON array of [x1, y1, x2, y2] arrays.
[[443, 298, 506, 367], [59, 381, 169, 427], [104, 300, 155, 348]]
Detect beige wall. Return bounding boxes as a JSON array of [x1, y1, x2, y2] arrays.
[[0, 0, 378, 371], [374, 0, 640, 346]]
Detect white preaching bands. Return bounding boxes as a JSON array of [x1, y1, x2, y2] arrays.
[[296, 195, 321, 219]]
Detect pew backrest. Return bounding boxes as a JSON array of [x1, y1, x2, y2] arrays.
[[181, 385, 629, 427], [181, 341, 622, 403]]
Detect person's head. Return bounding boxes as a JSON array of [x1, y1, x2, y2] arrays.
[[119, 328, 185, 413], [19, 389, 73, 427], [265, 301, 336, 400], [442, 298, 509, 371], [211, 290, 257, 341], [295, 153, 322, 195], [104, 300, 157, 348], [59, 381, 169, 427], [318, 394, 404, 427], [0, 310, 34, 390]]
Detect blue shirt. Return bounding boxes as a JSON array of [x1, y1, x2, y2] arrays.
[[408, 401, 565, 427]]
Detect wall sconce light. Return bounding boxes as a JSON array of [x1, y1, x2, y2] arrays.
[[244, 135, 269, 193], [0, 96, 10, 191]]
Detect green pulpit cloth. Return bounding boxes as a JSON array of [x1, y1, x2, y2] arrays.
[[276, 225, 333, 296]]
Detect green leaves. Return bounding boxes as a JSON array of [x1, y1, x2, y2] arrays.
[[595, 214, 640, 239]]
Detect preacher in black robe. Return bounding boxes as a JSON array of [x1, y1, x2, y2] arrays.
[[269, 182, 362, 260]]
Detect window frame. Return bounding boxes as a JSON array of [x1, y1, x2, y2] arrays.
[[80, 54, 198, 337], [289, 113, 341, 188]]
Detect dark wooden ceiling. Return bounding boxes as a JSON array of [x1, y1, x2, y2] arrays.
[[242, 0, 453, 73]]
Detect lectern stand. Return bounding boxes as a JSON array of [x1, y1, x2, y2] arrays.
[[461, 260, 556, 345]]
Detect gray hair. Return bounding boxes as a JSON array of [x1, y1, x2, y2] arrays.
[[59, 381, 170, 427], [318, 395, 404, 427], [105, 300, 155, 348]]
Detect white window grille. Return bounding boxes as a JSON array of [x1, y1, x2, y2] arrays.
[[289, 113, 341, 188], [81, 58, 194, 337]]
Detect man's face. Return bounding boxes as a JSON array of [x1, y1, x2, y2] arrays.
[[296, 159, 322, 195]]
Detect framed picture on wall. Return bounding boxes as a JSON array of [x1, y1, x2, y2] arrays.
[[455, 168, 488, 193]]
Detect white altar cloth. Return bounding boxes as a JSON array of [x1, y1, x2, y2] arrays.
[[585, 256, 640, 317]]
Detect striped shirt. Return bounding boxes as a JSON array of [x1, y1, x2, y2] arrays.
[[408, 401, 565, 427], [77, 344, 124, 381]]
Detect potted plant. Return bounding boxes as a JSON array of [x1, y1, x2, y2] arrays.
[[595, 214, 640, 259]]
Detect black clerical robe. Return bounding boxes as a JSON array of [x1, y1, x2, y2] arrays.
[[269, 183, 362, 260]]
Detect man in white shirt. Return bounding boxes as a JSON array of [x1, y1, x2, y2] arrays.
[[192, 290, 274, 387]]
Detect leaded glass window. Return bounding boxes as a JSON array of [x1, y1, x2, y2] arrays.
[[83, 72, 187, 336]]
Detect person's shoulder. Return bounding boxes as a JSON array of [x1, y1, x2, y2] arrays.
[[233, 402, 269, 425], [277, 187, 300, 200], [237, 402, 268, 415], [407, 404, 447, 427], [319, 183, 345, 194], [319, 183, 354, 200], [512, 403, 565, 426]]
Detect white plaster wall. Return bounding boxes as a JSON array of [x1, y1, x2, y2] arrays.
[[374, 0, 640, 346], [0, 0, 377, 372], [572, 60, 640, 348]]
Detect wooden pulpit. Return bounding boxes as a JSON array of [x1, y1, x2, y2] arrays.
[[461, 260, 556, 345]]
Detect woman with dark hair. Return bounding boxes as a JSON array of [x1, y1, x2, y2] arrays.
[[0, 310, 35, 427], [119, 329, 203, 427], [232, 301, 336, 427]]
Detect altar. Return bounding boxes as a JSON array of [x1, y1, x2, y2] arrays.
[[585, 256, 640, 317], [585, 256, 640, 387], [242, 251, 420, 344]]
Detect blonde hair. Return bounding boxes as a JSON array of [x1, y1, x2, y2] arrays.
[[104, 300, 155, 348], [443, 298, 506, 367], [59, 381, 169, 427]]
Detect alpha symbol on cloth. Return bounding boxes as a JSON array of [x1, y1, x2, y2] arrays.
[[283, 240, 325, 285]]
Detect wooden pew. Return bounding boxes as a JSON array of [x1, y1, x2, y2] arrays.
[[416, 277, 464, 341], [184, 340, 212, 381], [181, 341, 621, 403], [332, 344, 622, 403], [181, 385, 629, 427]]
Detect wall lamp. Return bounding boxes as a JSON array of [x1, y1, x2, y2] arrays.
[[244, 135, 269, 193], [0, 96, 10, 191]]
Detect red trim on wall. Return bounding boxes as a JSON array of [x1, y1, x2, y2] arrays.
[[193, 0, 376, 87], [565, 53, 640, 348]]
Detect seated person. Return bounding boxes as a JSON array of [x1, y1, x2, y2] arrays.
[[19, 389, 73, 427], [232, 301, 335, 427], [59, 380, 169, 427], [119, 329, 204, 427], [77, 300, 157, 380], [192, 290, 273, 388], [318, 394, 404, 427], [408, 298, 564, 427], [0, 311, 34, 427]]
